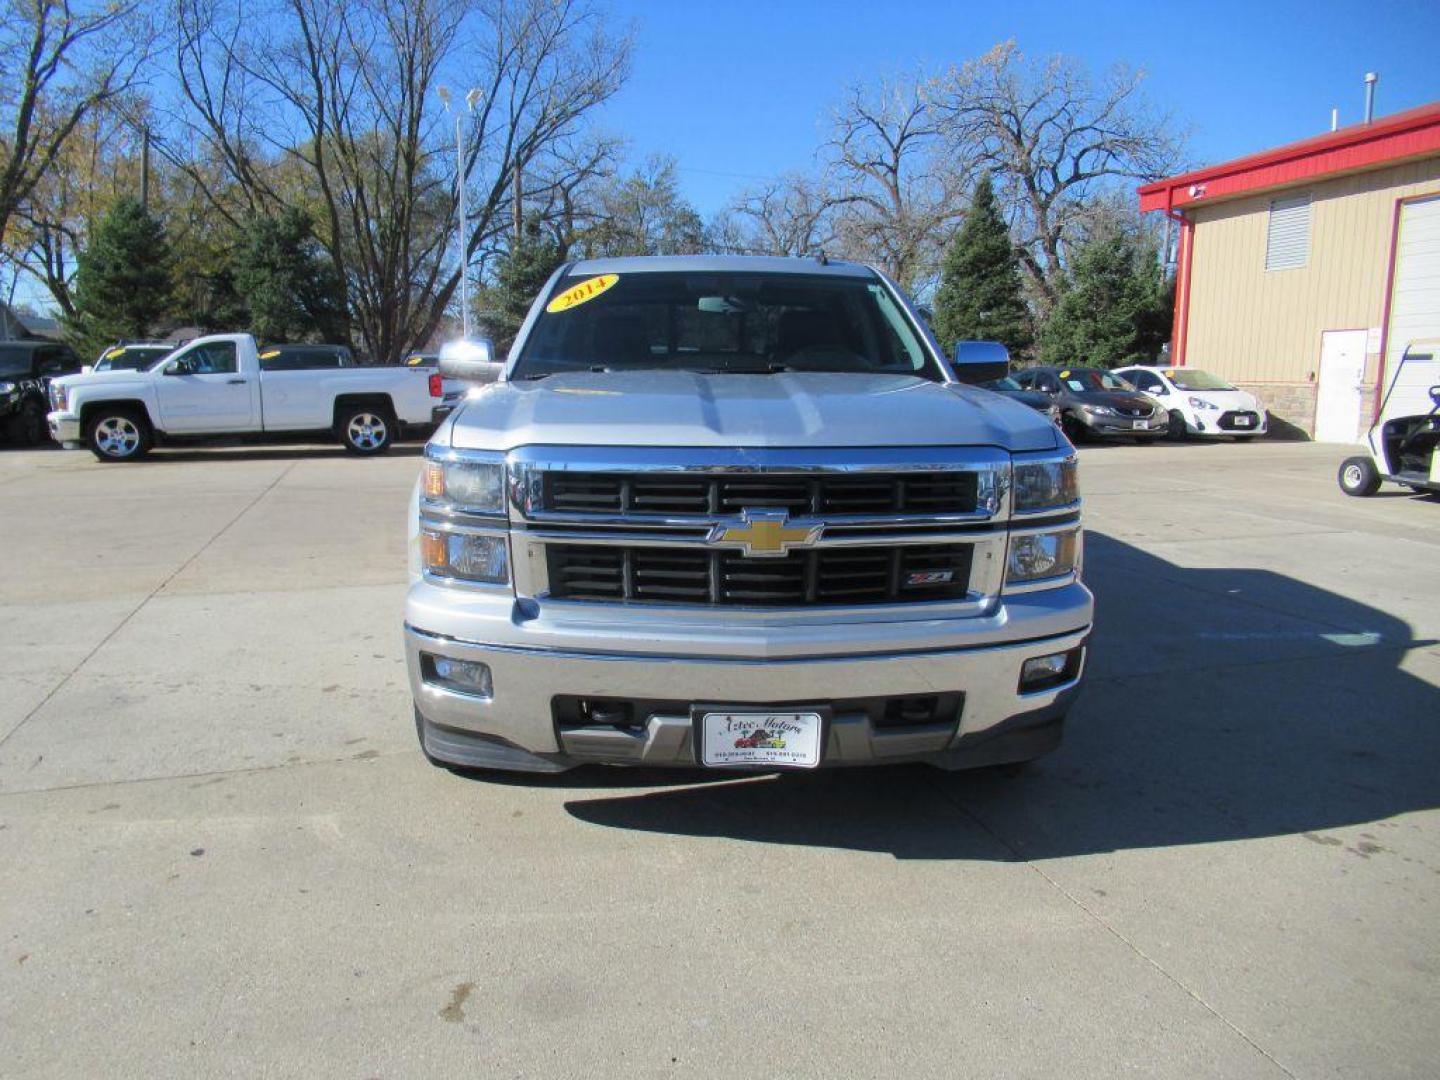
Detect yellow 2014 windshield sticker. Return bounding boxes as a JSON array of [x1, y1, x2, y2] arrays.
[[546, 273, 619, 313]]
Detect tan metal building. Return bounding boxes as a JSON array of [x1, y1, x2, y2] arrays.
[[1139, 103, 1440, 441]]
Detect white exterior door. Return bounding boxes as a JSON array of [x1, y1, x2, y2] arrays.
[[1315, 329, 1367, 443], [1379, 195, 1440, 421], [156, 340, 259, 433]]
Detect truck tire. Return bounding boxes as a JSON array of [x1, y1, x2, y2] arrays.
[[337, 405, 394, 455], [85, 407, 151, 462], [1338, 456, 1381, 497], [7, 400, 48, 446]]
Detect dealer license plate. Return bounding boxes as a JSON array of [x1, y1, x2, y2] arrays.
[[1234, 415, 1252, 426], [1132, 420, 1149, 430], [699, 711, 823, 768]]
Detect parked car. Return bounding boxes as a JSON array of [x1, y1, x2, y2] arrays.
[[90, 342, 176, 374], [1013, 366, 1167, 442], [1338, 339, 1440, 498], [945, 341, 1061, 426], [1114, 364, 1267, 439], [1, 340, 83, 445], [47, 332, 450, 461], [407, 255, 1091, 775], [981, 376, 1062, 425]]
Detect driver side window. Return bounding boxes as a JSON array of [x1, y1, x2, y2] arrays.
[[183, 342, 237, 375]]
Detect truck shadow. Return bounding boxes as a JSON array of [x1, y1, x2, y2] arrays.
[[561, 531, 1440, 860], [142, 442, 426, 463]]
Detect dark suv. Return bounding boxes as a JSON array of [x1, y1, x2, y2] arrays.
[[1, 341, 83, 445], [1013, 366, 1167, 442]]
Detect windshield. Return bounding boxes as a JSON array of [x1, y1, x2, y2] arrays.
[[983, 376, 1023, 391], [513, 270, 941, 380], [0, 346, 31, 378], [1166, 368, 1234, 391], [1061, 369, 1136, 394], [98, 346, 171, 372]]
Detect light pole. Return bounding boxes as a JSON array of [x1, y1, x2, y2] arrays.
[[437, 85, 483, 340]]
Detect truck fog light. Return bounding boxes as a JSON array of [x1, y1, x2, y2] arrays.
[[424, 653, 493, 697], [1019, 648, 1082, 692], [421, 528, 509, 584], [1006, 528, 1079, 584]]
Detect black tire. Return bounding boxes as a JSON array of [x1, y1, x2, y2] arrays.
[[337, 404, 394, 455], [1338, 456, 1381, 497], [1167, 409, 1189, 439], [1061, 413, 1087, 444], [6, 399, 49, 446], [84, 406, 151, 462]]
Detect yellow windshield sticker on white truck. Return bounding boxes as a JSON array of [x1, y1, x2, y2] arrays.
[[546, 273, 619, 313], [259, 349, 282, 360]]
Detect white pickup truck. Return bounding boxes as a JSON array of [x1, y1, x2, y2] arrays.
[[47, 333, 454, 461]]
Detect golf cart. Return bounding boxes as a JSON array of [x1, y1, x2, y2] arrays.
[[1338, 339, 1440, 498]]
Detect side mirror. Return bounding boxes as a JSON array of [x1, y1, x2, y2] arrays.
[[1430, 385, 1440, 405], [438, 338, 503, 384], [950, 340, 1011, 385], [165, 357, 195, 376], [81, 365, 93, 375]]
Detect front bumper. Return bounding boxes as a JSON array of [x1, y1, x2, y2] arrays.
[[47, 411, 81, 443], [405, 581, 1093, 772], [1080, 414, 1167, 437]]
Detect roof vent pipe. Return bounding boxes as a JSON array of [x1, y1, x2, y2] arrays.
[[1331, 108, 1338, 132], [1364, 72, 1378, 124]]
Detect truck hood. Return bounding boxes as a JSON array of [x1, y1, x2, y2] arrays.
[[52, 369, 151, 390], [446, 370, 1060, 452]]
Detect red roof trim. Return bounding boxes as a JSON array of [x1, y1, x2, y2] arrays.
[[1138, 101, 1440, 213]]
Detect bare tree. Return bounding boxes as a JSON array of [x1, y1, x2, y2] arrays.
[[826, 73, 975, 292], [167, 0, 629, 360], [930, 41, 1186, 310], [724, 172, 843, 257], [0, 0, 155, 251]]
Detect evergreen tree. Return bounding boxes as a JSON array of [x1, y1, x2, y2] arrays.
[[487, 220, 564, 351], [931, 174, 1032, 359], [232, 208, 347, 344], [68, 198, 175, 353], [1038, 224, 1172, 369]]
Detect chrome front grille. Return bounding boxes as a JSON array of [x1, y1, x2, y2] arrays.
[[546, 542, 975, 607], [506, 445, 1010, 612], [543, 471, 980, 518]]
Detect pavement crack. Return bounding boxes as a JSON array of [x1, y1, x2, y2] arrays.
[[923, 774, 1299, 1080], [0, 462, 299, 753]]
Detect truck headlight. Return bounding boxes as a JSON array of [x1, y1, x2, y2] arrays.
[[50, 384, 69, 412], [1006, 527, 1080, 585], [422, 449, 505, 515], [421, 528, 510, 584], [1013, 454, 1078, 513]]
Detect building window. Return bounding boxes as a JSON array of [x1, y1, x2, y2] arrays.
[[1265, 195, 1311, 270]]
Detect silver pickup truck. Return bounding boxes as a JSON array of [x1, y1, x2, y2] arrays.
[[405, 255, 1092, 773]]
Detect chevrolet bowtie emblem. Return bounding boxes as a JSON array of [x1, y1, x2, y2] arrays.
[[708, 510, 823, 558]]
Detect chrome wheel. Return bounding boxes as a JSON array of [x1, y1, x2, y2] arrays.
[[346, 412, 388, 451], [95, 416, 141, 458], [1342, 464, 1364, 488]]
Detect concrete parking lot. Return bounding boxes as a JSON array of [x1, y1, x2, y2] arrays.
[[1, 438, 1437, 1078]]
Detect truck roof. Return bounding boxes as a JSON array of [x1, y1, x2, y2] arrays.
[[563, 254, 875, 279]]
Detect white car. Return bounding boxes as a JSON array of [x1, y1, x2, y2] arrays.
[[1114, 365, 1267, 439]]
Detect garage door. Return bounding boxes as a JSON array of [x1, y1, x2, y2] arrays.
[[1379, 194, 1440, 421]]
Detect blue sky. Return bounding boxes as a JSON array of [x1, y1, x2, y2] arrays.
[[596, 0, 1440, 216]]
